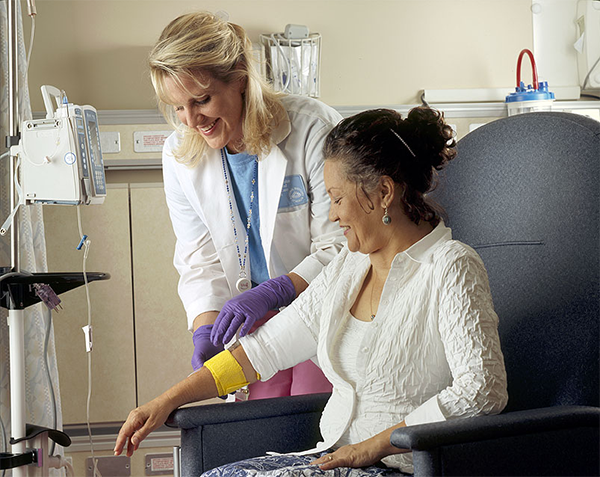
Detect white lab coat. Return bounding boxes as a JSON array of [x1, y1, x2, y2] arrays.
[[162, 95, 345, 330]]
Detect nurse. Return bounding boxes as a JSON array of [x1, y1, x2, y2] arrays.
[[149, 11, 345, 398]]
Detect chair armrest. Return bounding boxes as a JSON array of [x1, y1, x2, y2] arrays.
[[390, 405, 599, 450], [166, 393, 330, 474], [390, 406, 600, 477], [166, 392, 330, 429]]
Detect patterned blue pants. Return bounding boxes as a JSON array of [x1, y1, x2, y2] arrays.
[[201, 453, 407, 476]]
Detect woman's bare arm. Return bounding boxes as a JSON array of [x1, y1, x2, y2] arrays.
[[114, 344, 257, 457]]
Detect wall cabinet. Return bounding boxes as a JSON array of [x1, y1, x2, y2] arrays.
[[44, 183, 204, 424]]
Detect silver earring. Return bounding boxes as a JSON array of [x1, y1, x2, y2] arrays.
[[382, 207, 391, 225]]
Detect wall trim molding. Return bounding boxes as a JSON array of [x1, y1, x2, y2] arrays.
[[33, 100, 599, 124], [34, 101, 599, 170]]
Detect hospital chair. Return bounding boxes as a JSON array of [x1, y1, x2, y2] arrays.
[[167, 111, 600, 476]]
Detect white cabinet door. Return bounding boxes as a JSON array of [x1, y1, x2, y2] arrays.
[[129, 184, 195, 405]]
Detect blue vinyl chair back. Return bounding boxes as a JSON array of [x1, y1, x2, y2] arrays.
[[431, 112, 600, 413]]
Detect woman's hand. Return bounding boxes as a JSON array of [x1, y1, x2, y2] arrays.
[[311, 442, 386, 470], [113, 352, 252, 457], [114, 396, 174, 457], [311, 421, 409, 470]]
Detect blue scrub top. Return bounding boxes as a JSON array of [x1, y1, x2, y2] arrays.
[[225, 150, 270, 286]]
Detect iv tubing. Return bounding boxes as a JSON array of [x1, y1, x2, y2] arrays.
[[516, 49, 539, 90], [77, 206, 102, 477]]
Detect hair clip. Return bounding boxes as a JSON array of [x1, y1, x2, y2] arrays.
[[390, 129, 416, 158]]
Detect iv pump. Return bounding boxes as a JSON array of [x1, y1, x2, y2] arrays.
[[12, 85, 106, 206]]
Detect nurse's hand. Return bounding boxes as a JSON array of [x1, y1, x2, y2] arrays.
[[211, 275, 296, 345], [114, 396, 174, 457], [192, 324, 224, 370]]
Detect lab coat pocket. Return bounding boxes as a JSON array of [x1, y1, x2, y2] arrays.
[[274, 206, 309, 236], [271, 205, 311, 272]]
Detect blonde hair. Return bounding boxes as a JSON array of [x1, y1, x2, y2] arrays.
[[149, 11, 285, 166]]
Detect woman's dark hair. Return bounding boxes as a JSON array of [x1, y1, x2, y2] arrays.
[[323, 107, 456, 225]]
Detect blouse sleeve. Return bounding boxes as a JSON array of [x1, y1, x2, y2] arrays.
[[404, 252, 508, 426], [240, 247, 349, 380]]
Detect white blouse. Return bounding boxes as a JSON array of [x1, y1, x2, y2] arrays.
[[240, 222, 508, 472], [330, 313, 372, 388], [331, 314, 373, 448]]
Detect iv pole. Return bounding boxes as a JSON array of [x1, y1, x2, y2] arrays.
[[6, 0, 28, 475], [2, 2, 107, 474], [8, 0, 20, 268]]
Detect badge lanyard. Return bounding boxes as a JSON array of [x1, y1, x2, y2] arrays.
[[220, 148, 258, 293]]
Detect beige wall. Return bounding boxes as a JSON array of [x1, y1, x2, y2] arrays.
[[25, 0, 533, 111]]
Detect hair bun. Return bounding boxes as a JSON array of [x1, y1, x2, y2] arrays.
[[405, 107, 456, 170]]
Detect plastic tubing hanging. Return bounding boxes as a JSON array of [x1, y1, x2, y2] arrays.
[[516, 49, 539, 90]]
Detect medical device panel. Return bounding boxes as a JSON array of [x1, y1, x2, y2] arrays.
[[19, 117, 81, 204], [82, 105, 107, 204], [16, 85, 106, 205]]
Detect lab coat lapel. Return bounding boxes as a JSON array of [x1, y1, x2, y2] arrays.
[[258, 146, 287, 276]]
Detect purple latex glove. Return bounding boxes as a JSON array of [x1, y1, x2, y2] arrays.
[[192, 324, 224, 371], [210, 275, 296, 346]]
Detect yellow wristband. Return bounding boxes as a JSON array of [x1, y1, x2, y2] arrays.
[[204, 350, 249, 396]]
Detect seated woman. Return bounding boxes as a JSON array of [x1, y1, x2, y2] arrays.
[[114, 107, 508, 476]]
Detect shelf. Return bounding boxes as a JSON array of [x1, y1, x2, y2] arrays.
[[0, 270, 110, 310]]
